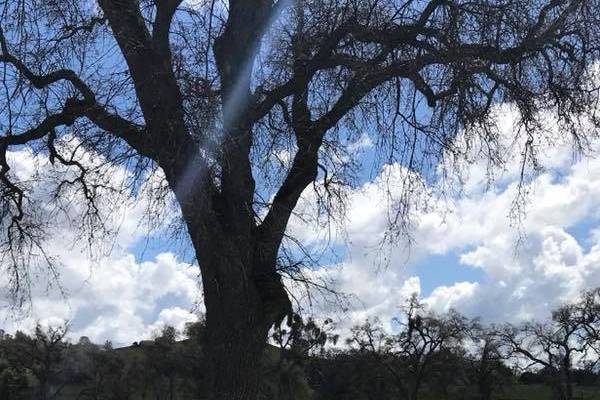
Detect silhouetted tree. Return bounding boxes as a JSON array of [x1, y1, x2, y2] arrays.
[[348, 295, 472, 400], [146, 326, 181, 400], [2, 1, 600, 398], [267, 315, 337, 400], [0, 331, 29, 400], [466, 326, 513, 400], [76, 341, 128, 400], [5, 324, 69, 400], [574, 288, 600, 365], [497, 303, 592, 400]]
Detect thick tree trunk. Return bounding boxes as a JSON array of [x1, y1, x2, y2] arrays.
[[560, 367, 573, 400], [152, 2, 289, 397], [203, 261, 290, 399], [204, 308, 268, 400], [186, 224, 291, 400], [192, 3, 289, 398]]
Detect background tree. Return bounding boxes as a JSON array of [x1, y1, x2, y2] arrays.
[[5, 324, 69, 400], [0, 331, 29, 400], [0, 289, 597, 399], [574, 288, 600, 365], [466, 326, 513, 400], [347, 295, 472, 400], [62, 336, 98, 388], [267, 315, 337, 400], [146, 326, 182, 400], [181, 320, 208, 398], [497, 305, 590, 400], [75, 341, 128, 400], [2, 0, 600, 398]]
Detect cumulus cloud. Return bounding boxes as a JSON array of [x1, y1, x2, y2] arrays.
[[5, 103, 600, 344], [289, 105, 600, 331], [0, 250, 200, 346], [0, 147, 200, 346]]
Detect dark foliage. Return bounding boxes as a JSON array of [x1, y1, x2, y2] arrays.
[[2, 1, 600, 398], [0, 289, 599, 400]]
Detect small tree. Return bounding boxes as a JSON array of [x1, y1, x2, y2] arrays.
[[6, 324, 69, 400], [467, 326, 513, 400], [498, 306, 588, 400], [268, 315, 337, 400], [76, 341, 128, 400], [348, 296, 471, 400], [574, 288, 600, 365], [148, 326, 181, 400]]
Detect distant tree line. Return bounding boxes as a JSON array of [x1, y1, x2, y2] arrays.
[[302, 289, 600, 400], [1, 288, 599, 400], [0, 324, 204, 400]]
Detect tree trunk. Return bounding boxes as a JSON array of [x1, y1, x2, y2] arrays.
[[161, 1, 289, 397], [408, 368, 424, 400], [561, 367, 573, 400], [478, 376, 492, 400], [204, 313, 267, 400], [188, 226, 291, 400]]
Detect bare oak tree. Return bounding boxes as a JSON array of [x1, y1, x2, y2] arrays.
[[348, 296, 471, 400], [497, 301, 598, 400], [1, 0, 600, 399]]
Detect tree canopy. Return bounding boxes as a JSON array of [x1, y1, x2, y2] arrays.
[[2, 1, 600, 399]]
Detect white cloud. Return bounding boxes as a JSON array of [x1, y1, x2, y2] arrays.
[[288, 105, 600, 330], [424, 282, 479, 314], [0, 250, 201, 346], [5, 103, 600, 345], [0, 147, 200, 346]]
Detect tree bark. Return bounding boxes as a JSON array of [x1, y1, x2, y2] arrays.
[[561, 366, 573, 400], [190, 2, 292, 397], [202, 249, 290, 400], [182, 212, 290, 400]]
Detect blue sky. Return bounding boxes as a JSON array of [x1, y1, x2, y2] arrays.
[[2, 101, 600, 346], [412, 252, 487, 297], [2, 0, 600, 350]]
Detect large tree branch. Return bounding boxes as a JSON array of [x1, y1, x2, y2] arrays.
[[257, 132, 320, 261], [257, 73, 317, 261], [0, 100, 88, 227], [0, 29, 95, 101], [1, 25, 146, 152], [251, 17, 358, 123], [0, 98, 146, 159], [153, 0, 184, 54], [252, 0, 584, 124], [256, 0, 591, 262], [98, 0, 188, 144], [98, 0, 217, 219], [0, 104, 81, 147], [97, 0, 156, 111], [211, 0, 287, 240], [0, 98, 148, 290]]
